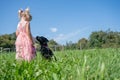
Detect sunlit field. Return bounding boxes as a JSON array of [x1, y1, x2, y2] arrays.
[[0, 48, 120, 80]]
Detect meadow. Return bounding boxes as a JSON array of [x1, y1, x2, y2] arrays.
[[0, 48, 120, 80]]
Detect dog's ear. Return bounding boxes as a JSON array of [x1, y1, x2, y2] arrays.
[[44, 37, 49, 42]]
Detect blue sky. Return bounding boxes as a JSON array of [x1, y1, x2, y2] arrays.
[[0, 0, 120, 44]]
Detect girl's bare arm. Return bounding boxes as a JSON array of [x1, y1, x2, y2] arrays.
[[16, 30, 19, 37], [26, 22, 34, 45]]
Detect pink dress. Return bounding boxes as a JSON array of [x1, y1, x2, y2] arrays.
[[15, 19, 36, 61]]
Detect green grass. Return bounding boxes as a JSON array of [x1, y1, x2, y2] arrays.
[[0, 48, 120, 80]]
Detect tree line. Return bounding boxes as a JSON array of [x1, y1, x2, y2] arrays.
[[0, 30, 120, 51], [0, 32, 16, 48]]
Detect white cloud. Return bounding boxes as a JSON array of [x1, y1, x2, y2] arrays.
[[53, 30, 80, 42], [53, 27, 89, 44], [50, 27, 57, 33]]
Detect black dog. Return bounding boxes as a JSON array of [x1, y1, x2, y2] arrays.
[[36, 36, 57, 61]]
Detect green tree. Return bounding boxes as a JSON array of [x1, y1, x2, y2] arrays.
[[48, 39, 59, 51], [77, 38, 88, 49], [89, 31, 107, 48], [89, 30, 120, 48]]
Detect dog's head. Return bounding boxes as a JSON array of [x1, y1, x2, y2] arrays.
[[36, 36, 49, 46]]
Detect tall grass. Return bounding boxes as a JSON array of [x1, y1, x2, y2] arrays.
[[0, 48, 120, 80]]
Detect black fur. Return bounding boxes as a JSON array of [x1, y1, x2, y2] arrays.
[[36, 36, 57, 61]]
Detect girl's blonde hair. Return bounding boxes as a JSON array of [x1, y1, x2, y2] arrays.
[[18, 8, 32, 21]]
